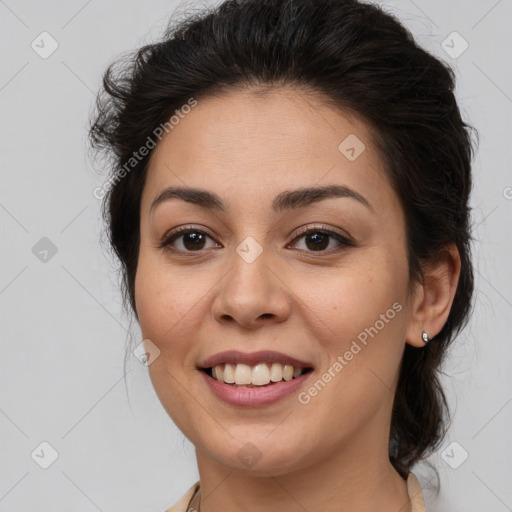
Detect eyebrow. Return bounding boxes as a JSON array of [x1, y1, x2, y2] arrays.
[[150, 184, 375, 215]]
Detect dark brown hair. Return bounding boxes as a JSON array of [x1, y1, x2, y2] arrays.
[[89, 0, 475, 482]]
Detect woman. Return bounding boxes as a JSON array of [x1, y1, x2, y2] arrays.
[[89, 0, 475, 510]]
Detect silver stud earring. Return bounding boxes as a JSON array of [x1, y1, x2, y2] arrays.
[[422, 332, 431, 345]]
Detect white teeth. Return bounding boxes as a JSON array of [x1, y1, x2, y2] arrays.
[[212, 365, 224, 382], [269, 362, 282, 382], [234, 364, 252, 385], [210, 362, 307, 386], [223, 363, 235, 383], [282, 364, 294, 381], [251, 363, 270, 385]]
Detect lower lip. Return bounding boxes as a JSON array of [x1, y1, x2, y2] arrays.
[[200, 370, 313, 407]]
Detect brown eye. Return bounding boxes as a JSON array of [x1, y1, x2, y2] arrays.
[[158, 228, 220, 253], [303, 232, 330, 251], [180, 232, 207, 250], [289, 228, 353, 253]]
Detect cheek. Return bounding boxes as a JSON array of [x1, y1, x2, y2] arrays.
[[294, 254, 409, 388], [291, 270, 407, 438], [134, 252, 206, 431], [300, 259, 406, 339], [134, 248, 218, 370], [134, 250, 191, 350]]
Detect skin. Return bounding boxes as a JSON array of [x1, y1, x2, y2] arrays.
[[134, 86, 461, 512]]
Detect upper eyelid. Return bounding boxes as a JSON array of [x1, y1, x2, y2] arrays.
[[291, 224, 350, 240]]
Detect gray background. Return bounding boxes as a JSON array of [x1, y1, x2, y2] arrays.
[[1, 0, 511, 510]]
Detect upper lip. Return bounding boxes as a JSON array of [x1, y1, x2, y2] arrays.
[[198, 350, 314, 369]]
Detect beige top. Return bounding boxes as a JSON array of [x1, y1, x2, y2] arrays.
[[165, 472, 427, 512]]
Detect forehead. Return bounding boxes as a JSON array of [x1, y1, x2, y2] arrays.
[[149, 86, 373, 160], [143, 86, 395, 216]]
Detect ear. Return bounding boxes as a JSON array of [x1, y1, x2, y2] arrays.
[[405, 242, 461, 348]]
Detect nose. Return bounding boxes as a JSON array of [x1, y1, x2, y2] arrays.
[[210, 247, 292, 329]]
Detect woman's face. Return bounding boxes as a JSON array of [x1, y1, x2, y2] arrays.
[[135, 87, 419, 476]]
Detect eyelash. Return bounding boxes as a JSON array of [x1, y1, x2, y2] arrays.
[[157, 224, 354, 255]]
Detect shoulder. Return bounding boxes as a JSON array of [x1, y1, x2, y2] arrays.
[[164, 476, 425, 512], [163, 481, 200, 512], [407, 472, 427, 512]]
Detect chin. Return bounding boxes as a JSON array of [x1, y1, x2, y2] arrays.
[[202, 434, 316, 476]]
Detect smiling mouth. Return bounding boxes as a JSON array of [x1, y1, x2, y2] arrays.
[[202, 363, 314, 387]]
